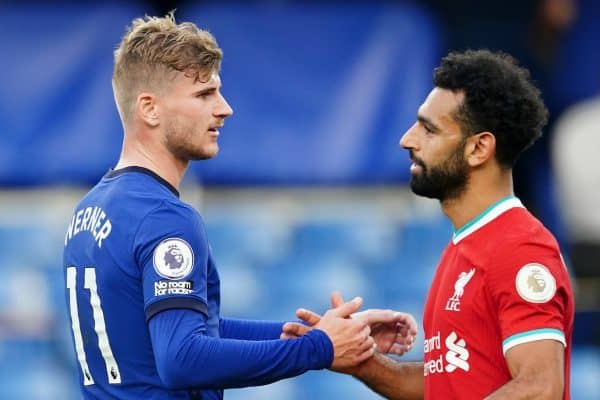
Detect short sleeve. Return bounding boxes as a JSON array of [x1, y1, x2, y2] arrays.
[[134, 201, 210, 322], [485, 240, 571, 355]]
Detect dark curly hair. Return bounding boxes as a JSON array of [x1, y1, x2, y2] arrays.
[[433, 49, 548, 168]]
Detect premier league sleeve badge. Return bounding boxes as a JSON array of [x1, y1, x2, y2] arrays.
[[152, 238, 194, 280]]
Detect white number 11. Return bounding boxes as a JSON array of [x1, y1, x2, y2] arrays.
[[67, 267, 121, 385]]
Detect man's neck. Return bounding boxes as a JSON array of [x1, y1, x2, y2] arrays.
[[115, 135, 188, 190], [441, 170, 514, 231]]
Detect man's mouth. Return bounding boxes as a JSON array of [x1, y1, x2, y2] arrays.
[[409, 155, 425, 174], [410, 162, 423, 174], [208, 125, 223, 136]]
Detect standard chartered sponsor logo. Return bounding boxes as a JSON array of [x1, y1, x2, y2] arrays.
[[423, 331, 470, 376], [444, 331, 470, 372]]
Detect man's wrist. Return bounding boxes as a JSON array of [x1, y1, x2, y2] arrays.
[[330, 351, 377, 376]]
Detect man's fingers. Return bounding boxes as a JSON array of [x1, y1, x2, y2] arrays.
[[295, 308, 322, 326], [388, 342, 412, 355], [282, 321, 312, 337], [330, 296, 363, 317], [359, 309, 406, 325], [394, 332, 415, 346], [355, 341, 377, 364], [330, 291, 345, 308], [352, 310, 418, 329], [360, 324, 371, 339], [396, 313, 418, 336]]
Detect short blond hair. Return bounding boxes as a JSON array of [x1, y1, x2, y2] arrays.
[[112, 12, 222, 123]]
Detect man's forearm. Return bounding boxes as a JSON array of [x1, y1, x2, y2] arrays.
[[151, 309, 333, 389], [219, 317, 284, 340], [351, 353, 424, 400], [483, 375, 563, 400]]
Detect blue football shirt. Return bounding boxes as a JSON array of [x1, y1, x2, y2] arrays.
[[63, 167, 222, 399]]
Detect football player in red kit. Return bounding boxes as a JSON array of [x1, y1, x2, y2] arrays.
[[284, 49, 574, 399]]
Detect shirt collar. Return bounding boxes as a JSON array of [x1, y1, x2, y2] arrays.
[[105, 166, 180, 198], [452, 195, 524, 244]]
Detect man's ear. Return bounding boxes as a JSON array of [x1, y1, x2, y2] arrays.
[[136, 93, 160, 127], [465, 131, 496, 167]]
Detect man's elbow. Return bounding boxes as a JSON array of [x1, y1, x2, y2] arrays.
[[522, 373, 564, 400], [156, 354, 190, 390], [538, 380, 564, 400], [155, 337, 211, 390], [155, 345, 217, 390]]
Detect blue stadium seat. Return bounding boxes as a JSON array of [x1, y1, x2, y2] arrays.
[[396, 217, 453, 259], [293, 370, 384, 400], [181, 2, 441, 185], [291, 218, 398, 264], [225, 379, 299, 400], [257, 251, 378, 317], [217, 259, 272, 319], [0, 339, 79, 400], [0, 2, 146, 186], [552, 0, 600, 109], [206, 217, 291, 266], [570, 346, 600, 399]]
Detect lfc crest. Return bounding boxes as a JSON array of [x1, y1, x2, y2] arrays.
[[445, 268, 476, 311]]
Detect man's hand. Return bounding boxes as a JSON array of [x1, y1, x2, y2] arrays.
[[311, 296, 376, 370], [339, 290, 417, 355], [281, 292, 418, 356]]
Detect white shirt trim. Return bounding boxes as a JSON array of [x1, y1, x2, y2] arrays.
[[502, 328, 566, 355], [453, 197, 524, 244]]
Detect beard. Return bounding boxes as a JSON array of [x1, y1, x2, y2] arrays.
[[409, 139, 469, 201], [163, 116, 217, 161]]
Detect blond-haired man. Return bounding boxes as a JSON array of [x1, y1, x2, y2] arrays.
[[63, 13, 415, 400]]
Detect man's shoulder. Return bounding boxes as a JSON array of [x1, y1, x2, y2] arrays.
[[89, 172, 197, 216], [481, 207, 558, 248], [479, 209, 565, 280], [75, 174, 203, 240], [459, 207, 561, 274], [502, 208, 558, 248]]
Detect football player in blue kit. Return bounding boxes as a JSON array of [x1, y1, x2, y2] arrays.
[[63, 13, 416, 400]]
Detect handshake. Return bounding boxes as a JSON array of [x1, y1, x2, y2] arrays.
[[280, 292, 417, 372]]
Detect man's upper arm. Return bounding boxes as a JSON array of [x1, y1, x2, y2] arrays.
[[505, 340, 565, 391], [484, 340, 565, 399], [135, 202, 210, 321], [486, 239, 573, 351], [483, 237, 573, 398]]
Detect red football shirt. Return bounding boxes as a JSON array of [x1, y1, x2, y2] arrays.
[[423, 196, 573, 399]]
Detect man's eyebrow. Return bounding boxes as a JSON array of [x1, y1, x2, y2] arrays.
[[417, 114, 440, 131], [194, 86, 218, 94]]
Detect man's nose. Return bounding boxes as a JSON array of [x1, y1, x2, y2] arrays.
[[216, 93, 233, 118], [399, 123, 418, 150]]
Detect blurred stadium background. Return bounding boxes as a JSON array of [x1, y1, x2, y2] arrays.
[[1, 0, 599, 398]]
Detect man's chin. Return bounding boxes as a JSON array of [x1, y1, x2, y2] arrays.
[[410, 189, 440, 200], [409, 180, 441, 200], [190, 146, 219, 161]]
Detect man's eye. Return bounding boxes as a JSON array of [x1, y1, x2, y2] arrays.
[[196, 90, 216, 98]]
